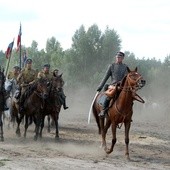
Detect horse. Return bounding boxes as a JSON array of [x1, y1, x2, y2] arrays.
[[92, 67, 146, 160], [4, 78, 18, 127], [42, 74, 63, 140], [11, 78, 49, 141], [0, 67, 6, 141]]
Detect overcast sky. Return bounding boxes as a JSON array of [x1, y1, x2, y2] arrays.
[[0, 0, 169, 62]]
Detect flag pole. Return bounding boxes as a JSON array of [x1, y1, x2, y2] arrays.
[[19, 23, 22, 70]]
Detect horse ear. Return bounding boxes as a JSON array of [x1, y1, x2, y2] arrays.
[[135, 67, 137, 72], [127, 67, 130, 73]]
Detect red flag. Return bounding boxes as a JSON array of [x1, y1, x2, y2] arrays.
[[5, 41, 14, 59], [16, 24, 22, 52]]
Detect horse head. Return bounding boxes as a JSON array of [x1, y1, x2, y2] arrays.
[[36, 78, 49, 99], [51, 74, 63, 91], [126, 67, 146, 91]]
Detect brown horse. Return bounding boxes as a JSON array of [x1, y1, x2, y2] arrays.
[[93, 67, 145, 160], [0, 67, 6, 141], [43, 74, 63, 140], [11, 78, 49, 140]]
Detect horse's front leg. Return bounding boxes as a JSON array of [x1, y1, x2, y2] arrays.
[[105, 122, 116, 154], [52, 112, 59, 141], [16, 113, 24, 137], [47, 115, 51, 133], [34, 114, 41, 141], [124, 121, 131, 160], [24, 115, 29, 138], [0, 116, 4, 142], [39, 115, 45, 138]]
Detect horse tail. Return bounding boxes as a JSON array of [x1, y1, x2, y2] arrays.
[[92, 99, 101, 134]]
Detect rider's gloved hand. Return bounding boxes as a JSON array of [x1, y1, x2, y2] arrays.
[[96, 86, 102, 92]]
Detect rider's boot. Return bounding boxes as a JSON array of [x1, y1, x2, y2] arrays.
[[63, 98, 69, 110], [98, 96, 111, 118]]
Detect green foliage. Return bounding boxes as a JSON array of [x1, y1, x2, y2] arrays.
[[1, 24, 169, 101]]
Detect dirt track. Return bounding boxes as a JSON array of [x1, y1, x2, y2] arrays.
[[0, 89, 170, 170]]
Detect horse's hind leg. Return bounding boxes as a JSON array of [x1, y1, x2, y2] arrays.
[[105, 123, 116, 154], [124, 121, 131, 160], [102, 118, 111, 150]]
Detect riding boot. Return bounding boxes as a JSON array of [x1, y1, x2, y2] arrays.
[[63, 97, 68, 110], [98, 96, 111, 117], [60, 88, 68, 110]]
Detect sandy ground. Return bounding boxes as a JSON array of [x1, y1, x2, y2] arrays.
[[0, 89, 170, 170]]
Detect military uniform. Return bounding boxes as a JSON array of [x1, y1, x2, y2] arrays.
[[7, 71, 19, 80], [97, 51, 128, 117], [16, 58, 37, 112], [37, 70, 53, 80]]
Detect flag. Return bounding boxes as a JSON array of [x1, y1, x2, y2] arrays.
[[5, 41, 14, 59], [16, 24, 22, 52]]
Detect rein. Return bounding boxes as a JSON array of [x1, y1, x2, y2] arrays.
[[113, 73, 144, 129]]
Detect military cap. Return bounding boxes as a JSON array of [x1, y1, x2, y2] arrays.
[[116, 51, 125, 57], [43, 64, 50, 68], [26, 58, 33, 64]]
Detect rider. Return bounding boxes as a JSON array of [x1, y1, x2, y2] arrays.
[[96, 51, 128, 117], [53, 69, 68, 110], [16, 58, 37, 112], [37, 64, 53, 80], [7, 66, 20, 80]]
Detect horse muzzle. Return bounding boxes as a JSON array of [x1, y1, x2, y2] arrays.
[[138, 79, 146, 89]]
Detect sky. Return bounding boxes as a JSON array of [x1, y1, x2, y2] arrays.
[[0, 0, 170, 62]]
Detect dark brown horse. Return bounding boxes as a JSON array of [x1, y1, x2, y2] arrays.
[[93, 67, 145, 160], [43, 74, 63, 140], [11, 78, 49, 140], [0, 67, 6, 141]]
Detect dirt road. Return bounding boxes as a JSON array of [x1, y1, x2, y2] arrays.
[[0, 89, 170, 170]]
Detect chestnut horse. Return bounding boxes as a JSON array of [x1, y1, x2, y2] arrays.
[[11, 78, 49, 140], [93, 67, 145, 160], [0, 67, 6, 141]]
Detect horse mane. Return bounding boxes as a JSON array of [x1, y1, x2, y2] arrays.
[[120, 75, 127, 88]]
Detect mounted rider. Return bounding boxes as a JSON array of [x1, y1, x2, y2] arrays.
[[96, 51, 128, 117], [16, 58, 37, 112], [7, 66, 20, 80], [53, 69, 68, 110], [37, 64, 53, 80]]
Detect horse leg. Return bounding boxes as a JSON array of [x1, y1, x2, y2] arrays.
[[124, 121, 131, 160], [106, 122, 117, 154], [0, 115, 4, 142], [24, 115, 29, 138], [39, 116, 45, 138], [34, 114, 41, 141], [52, 113, 59, 140], [47, 115, 51, 133], [16, 113, 24, 137], [102, 118, 111, 150]]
